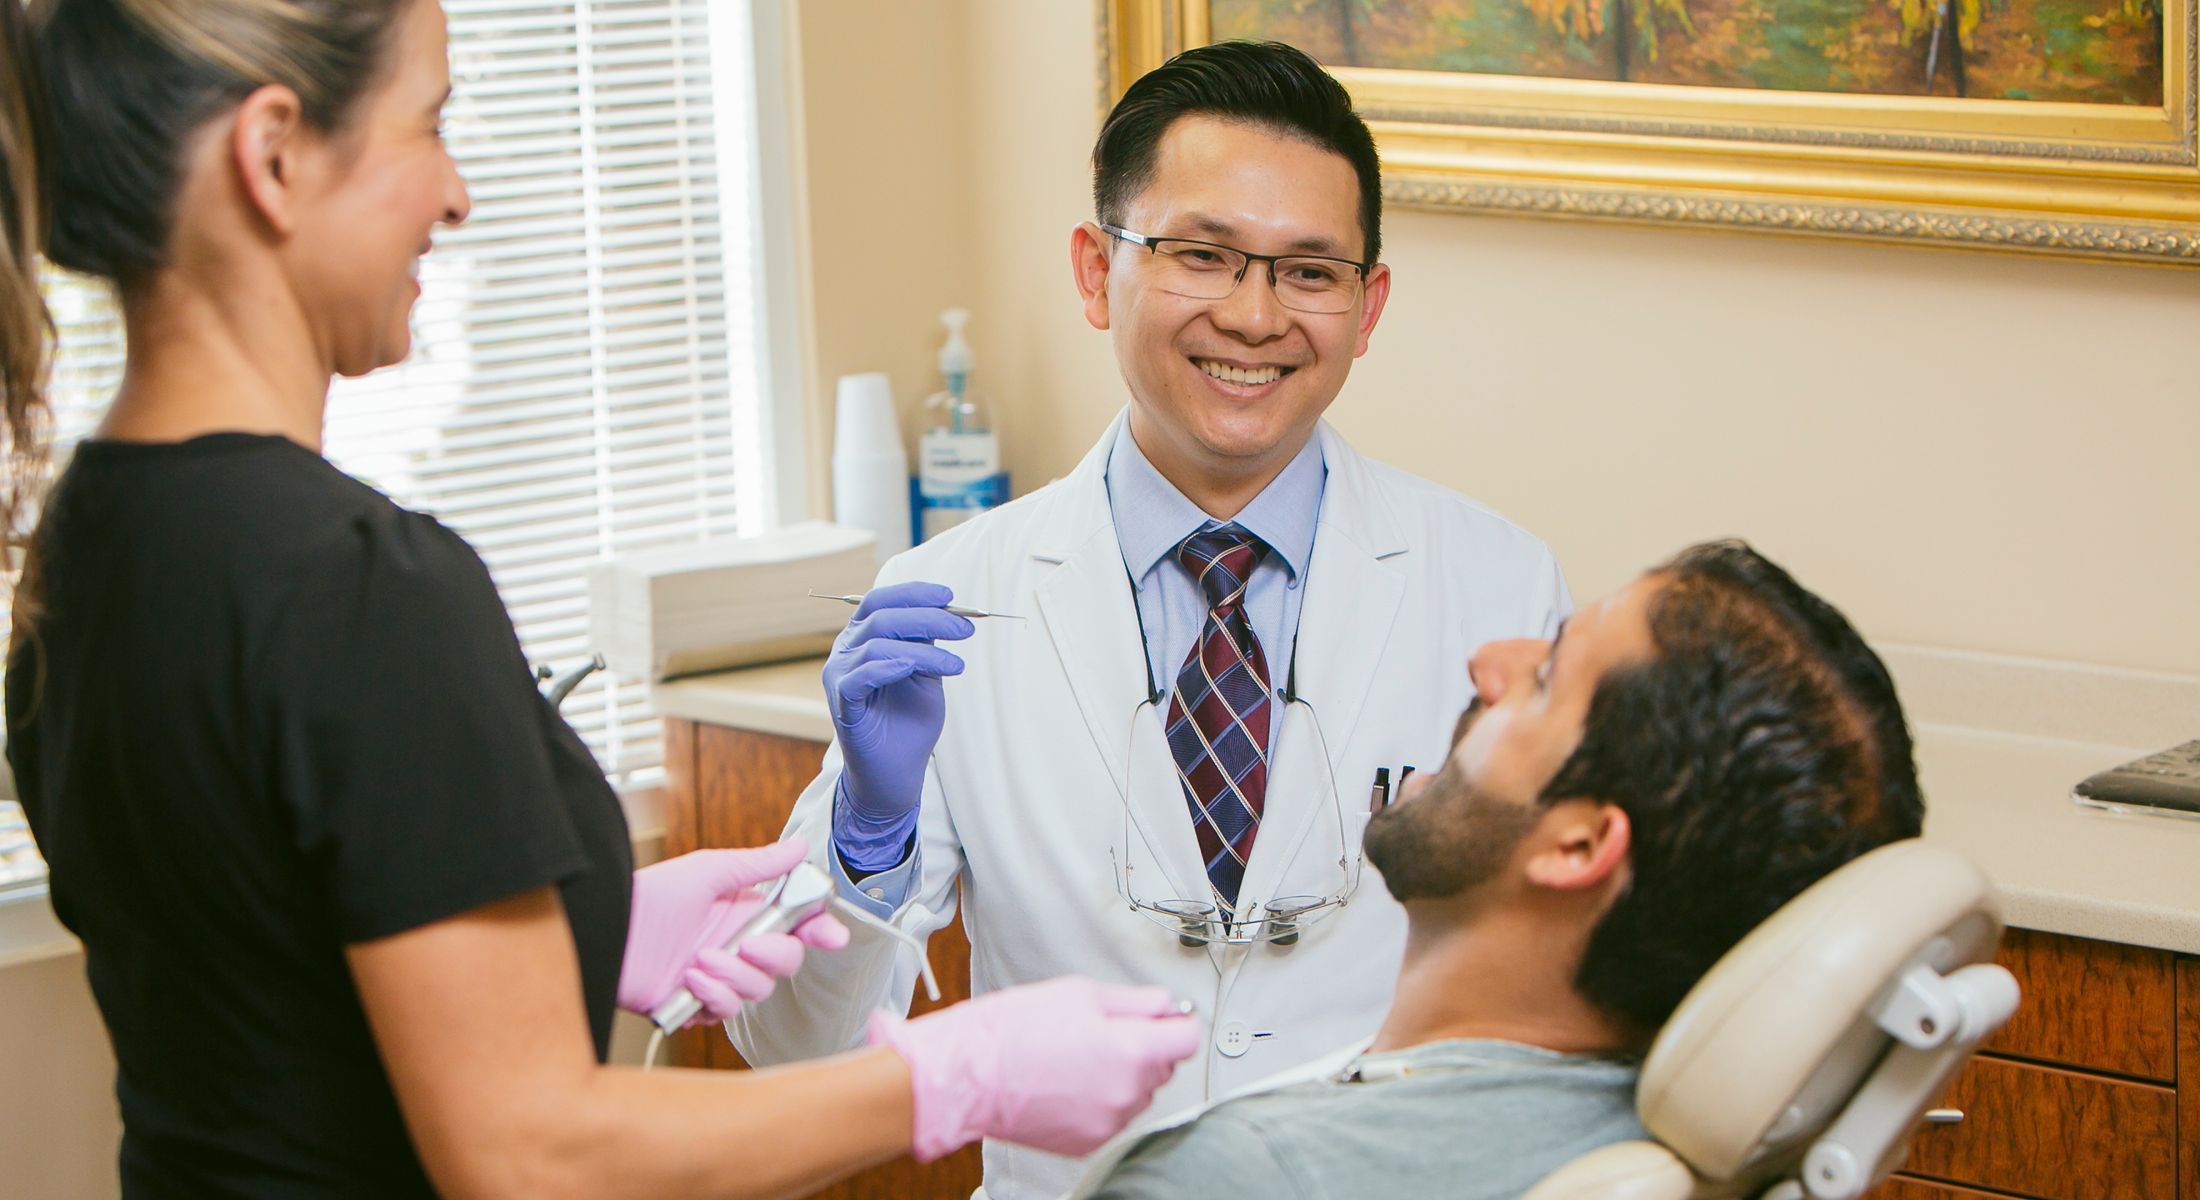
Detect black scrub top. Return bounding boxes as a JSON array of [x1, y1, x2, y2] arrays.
[[6, 432, 633, 1198]]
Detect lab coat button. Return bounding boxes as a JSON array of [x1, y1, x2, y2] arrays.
[[864, 888, 885, 901], [1216, 1021, 1253, 1058]]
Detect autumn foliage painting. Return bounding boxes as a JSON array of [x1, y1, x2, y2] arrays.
[[1212, 0, 2163, 103]]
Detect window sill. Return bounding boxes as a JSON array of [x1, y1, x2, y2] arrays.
[[620, 781, 668, 848], [0, 885, 77, 970]]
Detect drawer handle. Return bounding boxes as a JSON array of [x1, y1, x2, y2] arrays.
[[1922, 1108, 1965, 1125]]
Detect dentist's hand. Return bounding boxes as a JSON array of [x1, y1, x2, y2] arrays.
[[867, 977, 1203, 1161], [824, 581, 975, 830], [615, 838, 850, 1024]]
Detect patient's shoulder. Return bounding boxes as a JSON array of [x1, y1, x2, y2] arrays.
[[1082, 1044, 1646, 1200], [1082, 1101, 1310, 1200]]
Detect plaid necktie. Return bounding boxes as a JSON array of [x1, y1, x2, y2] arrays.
[[1164, 524, 1273, 915]]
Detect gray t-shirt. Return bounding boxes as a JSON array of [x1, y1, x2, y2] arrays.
[[1085, 1039, 1645, 1200]]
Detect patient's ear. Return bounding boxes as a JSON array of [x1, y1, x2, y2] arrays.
[[1524, 802, 1630, 893]]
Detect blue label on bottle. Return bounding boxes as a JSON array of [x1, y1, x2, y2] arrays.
[[911, 472, 1010, 541]]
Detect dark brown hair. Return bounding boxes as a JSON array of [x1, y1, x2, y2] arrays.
[[1, 0, 53, 619], [1545, 540, 1925, 1039]]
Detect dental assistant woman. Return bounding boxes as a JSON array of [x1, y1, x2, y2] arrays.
[[732, 42, 1569, 1200], [0, 2, 1195, 1197]]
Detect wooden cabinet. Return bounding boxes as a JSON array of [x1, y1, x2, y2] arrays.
[[1871, 929, 2200, 1200], [1988, 930, 2178, 1080], [1902, 1056, 2177, 1197], [667, 717, 2200, 1200], [662, 720, 985, 1200], [1874, 1181, 2032, 1199], [2185, 958, 2200, 1199]]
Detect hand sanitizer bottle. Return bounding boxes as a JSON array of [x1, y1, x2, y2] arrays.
[[916, 308, 1006, 540]]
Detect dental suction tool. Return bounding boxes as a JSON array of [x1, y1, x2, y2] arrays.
[[648, 861, 942, 1036]]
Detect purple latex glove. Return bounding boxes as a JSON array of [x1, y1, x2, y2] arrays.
[[866, 976, 1203, 1162], [823, 581, 974, 843], [615, 838, 851, 1025]]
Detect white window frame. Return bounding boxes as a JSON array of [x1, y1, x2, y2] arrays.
[[731, 0, 817, 532]]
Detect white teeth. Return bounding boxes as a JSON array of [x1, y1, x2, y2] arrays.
[[1197, 359, 1283, 386]]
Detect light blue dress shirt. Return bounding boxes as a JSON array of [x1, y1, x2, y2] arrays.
[[1108, 424, 1324, 745], [827, 423, 1325, 918]]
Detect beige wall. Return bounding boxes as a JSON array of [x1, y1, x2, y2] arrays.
[[792, 0, 979, 514], [801, 0, 2199, 676], [0, 950, 120, 1199]]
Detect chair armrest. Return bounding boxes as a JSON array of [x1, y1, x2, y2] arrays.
[[1521, 1140, 1699, 1200]]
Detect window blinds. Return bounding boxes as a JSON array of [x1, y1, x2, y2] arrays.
[[33, 0, 760, 795]]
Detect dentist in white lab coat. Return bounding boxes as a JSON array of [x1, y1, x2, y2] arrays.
[[732, 42, 1568, 1199]]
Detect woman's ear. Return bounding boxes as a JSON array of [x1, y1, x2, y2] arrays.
[[229, 84, 308, 236], [1523, 802, 1631, 892]]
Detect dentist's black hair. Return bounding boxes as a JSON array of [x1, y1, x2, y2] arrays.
[[1543, 540, 1925, 1042], [1093, 40, 1383, 266]]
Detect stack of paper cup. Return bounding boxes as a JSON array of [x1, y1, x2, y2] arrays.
[[832, 372, 913, 565]]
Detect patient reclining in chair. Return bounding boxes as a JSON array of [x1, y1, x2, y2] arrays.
[[1081, 541, 1927, 1200]]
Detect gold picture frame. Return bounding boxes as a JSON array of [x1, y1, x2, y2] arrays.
[[1101, 0, 2200, 263]]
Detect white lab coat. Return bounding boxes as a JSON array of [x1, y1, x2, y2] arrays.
[[731, 413, 1569, 1199]]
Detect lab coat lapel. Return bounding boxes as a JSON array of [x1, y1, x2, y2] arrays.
[[1237, 424, 1408, 908], [1031, 414, 1210, 904]]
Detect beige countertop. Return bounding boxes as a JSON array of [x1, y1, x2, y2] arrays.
[[653, 657, 835, 744], [1913, 726, 2200, 953], [652, 646, 2200, 956]]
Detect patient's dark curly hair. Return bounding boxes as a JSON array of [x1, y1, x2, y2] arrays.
[[1544, 540, 1924, 1041]]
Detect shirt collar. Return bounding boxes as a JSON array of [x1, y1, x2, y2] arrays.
[[1105, 420, 1325, 585], [1340, 1039, 1643, 1083]]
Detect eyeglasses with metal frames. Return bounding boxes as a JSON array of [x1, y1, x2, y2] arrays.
[[1108, 693, 1365, 949], [1098, 223, 1369, 315]]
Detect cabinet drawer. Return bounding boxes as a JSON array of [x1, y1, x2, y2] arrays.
[[1869, 1177, 2025, 1199], [1902, 1055, 2177, 1200], [1988, 929, 2176, 1082]]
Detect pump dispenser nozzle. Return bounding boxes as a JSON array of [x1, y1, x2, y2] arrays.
[[937, 308, 972, 434]]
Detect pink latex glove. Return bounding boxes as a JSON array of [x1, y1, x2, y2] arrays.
[[616, 838, 851, 1025], [866, 976, 1203, 1162]]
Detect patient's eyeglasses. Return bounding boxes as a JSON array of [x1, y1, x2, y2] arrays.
[[1109, 693, 1364, 948]]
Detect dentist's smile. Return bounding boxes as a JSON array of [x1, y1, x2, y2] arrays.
[[1190, 355, 1296, 396]]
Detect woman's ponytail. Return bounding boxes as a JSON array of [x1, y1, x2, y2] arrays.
[[0, 0, 54, 629]]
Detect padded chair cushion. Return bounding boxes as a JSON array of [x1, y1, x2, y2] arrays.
[[1520, 1140, 1701, 1200], [1636, 840, 2001, 1184]]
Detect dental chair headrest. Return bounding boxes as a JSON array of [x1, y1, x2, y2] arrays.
[[1632, 838, 2003, 1191]]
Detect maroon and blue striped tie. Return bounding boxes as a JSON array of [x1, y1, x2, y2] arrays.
[[1164, 525, 1272, 915]]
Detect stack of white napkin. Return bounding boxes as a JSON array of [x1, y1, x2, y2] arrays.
[[588, 521, 878, 680]]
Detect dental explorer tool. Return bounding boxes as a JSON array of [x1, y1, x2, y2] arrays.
[[809, 589, 1026, 621]]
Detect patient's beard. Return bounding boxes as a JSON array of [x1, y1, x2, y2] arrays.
[[1364, 764, 1539, 902]]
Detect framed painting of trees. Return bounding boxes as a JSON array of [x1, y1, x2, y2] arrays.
[[1101, 0, 2200, 262]]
